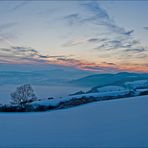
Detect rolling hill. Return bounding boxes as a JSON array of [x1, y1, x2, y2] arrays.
[[70, 72, 148, 87]]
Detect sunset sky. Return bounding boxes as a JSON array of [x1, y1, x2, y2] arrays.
[[0, 1, 148, 73]]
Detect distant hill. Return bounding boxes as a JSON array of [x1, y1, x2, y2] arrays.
[[70, 72, 148, 88], [0, 69, 93, 86]]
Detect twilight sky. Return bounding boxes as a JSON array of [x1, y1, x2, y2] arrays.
[[0, 1, 148, 73]]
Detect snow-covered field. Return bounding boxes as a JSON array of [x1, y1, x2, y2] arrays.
[[0, 84, 89, 104], [96, 85, 125, 92], [0, 95, 148, 147], [31, 89, 130, 107]]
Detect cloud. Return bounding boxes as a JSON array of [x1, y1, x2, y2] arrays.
[[88, 38, 99, 42], [125, 47, 145, 53], [0, 22, 18, 46], [143, 27, 148, 30], [55, 56, 121, 72], [82, 66, 106, 72], [0, 46, 64, 64], [62, 2, 139, 53], [83, 66, 121, 72], [63, 37, 108, 47], [0, 46, 103, 71], [49, 0, 146, 69], [0, 35, 16, 46], [122, 30, 134, 35], [94, 39, 132, 51], [56, 57, 83, 66], [81, 1, 110, 20], [0, 22, 17, 31], [0, 48, 11, 52], [0, 45, 147, 73], [64, 13, 80, 25], [11, 1, 29, 11], [80, 1, 129, 35], [63, 38, 87, 47], [61, 1, 146, 71], [102, 61, 116, 66], [80, 1, 145, 57], [0, 1, 146, 73]]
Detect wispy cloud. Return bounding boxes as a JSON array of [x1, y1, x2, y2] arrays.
[[63, 37, 108, 47], [94, 39, 144, 53], [0, 22, 18, 46], [62, 1, 146, 61], [63, 13, 80, 25], [102, 61, 116, 66], [80, 1, 129, 35], [11, 1, 29, 11], [122, 30, 134, 36], [55, 56, 119, 72], [81, 1, 110, 20], [0, 22, 17, 31], [0, 45, 147, 73], [63, 38, 87, 47], [0, 1, 147, 73], [125, 47, 145, 53], [0, 46, 62, 64], [143, 27, 148, 30]]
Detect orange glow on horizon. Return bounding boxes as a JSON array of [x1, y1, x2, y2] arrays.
[[1, 59, 148, 73]]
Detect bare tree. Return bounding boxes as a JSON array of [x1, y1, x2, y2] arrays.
[[10, 84, 37, 106]]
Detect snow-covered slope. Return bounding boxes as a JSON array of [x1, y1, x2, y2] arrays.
[[96, 85, 125, 92], [0, 95, 148, 147], [30, 89, 130, 107], [125, 80, 148, 89], [71, 72, 148, 87]]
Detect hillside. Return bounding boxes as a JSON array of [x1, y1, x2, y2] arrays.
[[0, 95, 148, 147], [70, 72, 148, 87], [0, 69, 93, 86]]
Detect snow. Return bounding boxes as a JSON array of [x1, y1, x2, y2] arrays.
[[136, 88, 148, 93], [96, 85, 125, 92], [125, 80, 148, 89], [0, 95, 148, 147], [31, 89, 130, 107], [30, 100, 52, 107], [0, 84, 89, 104]]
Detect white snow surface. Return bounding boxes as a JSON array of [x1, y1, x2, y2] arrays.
[[0, 95, 148, 147], [96, 85, 125, 92], [136, 88, 148, 93], [125, 80, 148, 89], [31, 89, 130, 107], [0, 84, 90, 104]]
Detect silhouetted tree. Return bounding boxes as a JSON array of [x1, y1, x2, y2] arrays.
[[10, 84, 37, 106]]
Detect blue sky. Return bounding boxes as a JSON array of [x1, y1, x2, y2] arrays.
[[0, 1, 148, 73]]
